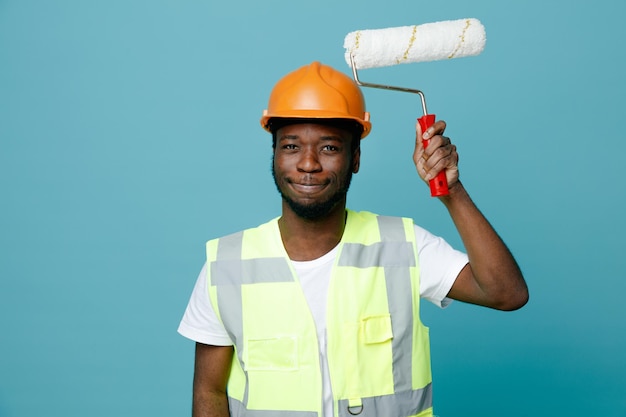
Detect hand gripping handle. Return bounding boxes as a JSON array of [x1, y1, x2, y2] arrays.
[[418, 114, 449, 197]]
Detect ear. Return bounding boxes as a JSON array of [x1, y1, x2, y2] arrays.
[[352, 147, 361, 173]]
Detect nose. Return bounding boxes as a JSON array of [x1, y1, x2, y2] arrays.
[[297, 147, 322, 172]]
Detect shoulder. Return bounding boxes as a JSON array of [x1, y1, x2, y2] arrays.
[[206, 217, 280, 246], [206, 216, 284, 262], [346, 209, 412, 226], [345, 209, 417, 246]]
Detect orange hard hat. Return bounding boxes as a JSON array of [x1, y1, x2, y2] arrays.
[[260, 62, 371, 138]]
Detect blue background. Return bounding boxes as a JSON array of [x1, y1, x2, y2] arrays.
[[1, 0, 625, 416]]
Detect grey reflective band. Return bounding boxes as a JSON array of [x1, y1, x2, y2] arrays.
[[216, 231, 244, 260], [213, 231, 245, 352], [338, 215, 419, 400], [212, 231, 248, 406], [379, 216, 416, 396], [212, 214, 426, 416], [385, 265, 414, 393], [337, 241, 415, 268], [377, 215, 407, 242], [212, 231, 300, 411], [337, 383, 432, 417], [212, 258, 293, 285], [211, 231, 294, 343], [229, 397, 318, 417]]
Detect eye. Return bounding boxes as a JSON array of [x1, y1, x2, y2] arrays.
[[282, 144, 298, 150], [322, 144, 339, 152]]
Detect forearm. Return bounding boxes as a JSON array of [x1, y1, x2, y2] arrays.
[[192, 388, 230, 417], [441, 181, 528, 310], [192, 343, 233, 417]]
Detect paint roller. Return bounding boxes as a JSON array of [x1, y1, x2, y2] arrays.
[[343, 18, 486, 197]]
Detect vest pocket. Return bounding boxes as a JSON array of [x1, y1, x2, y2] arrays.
[[244, 336, 299, 371], [361, 314, 393, 344], [336, 314, 395, 397]]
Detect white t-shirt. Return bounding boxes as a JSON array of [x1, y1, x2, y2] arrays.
[[178, 223, 468, 416]]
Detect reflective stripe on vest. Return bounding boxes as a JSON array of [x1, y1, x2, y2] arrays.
[[337, 385, 432, 417], [208, 210, 433, 417], [229, 397, 318, 417]]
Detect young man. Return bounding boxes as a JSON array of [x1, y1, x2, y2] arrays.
[[178, 62, 528, 417]]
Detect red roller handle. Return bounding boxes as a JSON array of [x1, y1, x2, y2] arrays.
[[418, 114, 449, 197]]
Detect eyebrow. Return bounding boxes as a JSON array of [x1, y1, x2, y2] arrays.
[[278, 134, 345, 142], [278, 134, 299, 141]]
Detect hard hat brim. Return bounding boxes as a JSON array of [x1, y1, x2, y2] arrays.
[[261, 110, 371, 139]]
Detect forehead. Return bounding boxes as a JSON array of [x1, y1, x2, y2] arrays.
[[276, 123, 352, 140]]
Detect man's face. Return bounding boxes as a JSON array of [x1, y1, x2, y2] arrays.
[[272, 123, 360, 220]]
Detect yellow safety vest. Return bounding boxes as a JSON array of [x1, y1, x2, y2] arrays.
[[207, 210, 433, 417]]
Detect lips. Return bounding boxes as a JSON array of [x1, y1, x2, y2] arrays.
[[286, 176, 328, 194], [291, 182, 326, 194]]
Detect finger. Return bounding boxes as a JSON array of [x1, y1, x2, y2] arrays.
[[424, 145, 459, 181], [415, 120, 450, 182], [422, 120, 447, 140], [415, 156, 427, 179], [422, 135, 451, 159], [422, 142, 455, 170], [423, 146, 449, 172]]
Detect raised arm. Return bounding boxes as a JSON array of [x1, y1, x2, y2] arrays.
[[192, 343, 233, 417], [414, 120, 528, 311]]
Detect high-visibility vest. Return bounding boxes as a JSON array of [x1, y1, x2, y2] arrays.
[[207, 210, 433, 417]]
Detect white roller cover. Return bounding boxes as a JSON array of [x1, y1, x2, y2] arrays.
[[344, 18, 486, 69]]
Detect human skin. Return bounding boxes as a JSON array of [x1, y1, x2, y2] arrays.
[[272, 123, 360, 261], [191, 120, 528, 416], [414, 120, 528, 311]]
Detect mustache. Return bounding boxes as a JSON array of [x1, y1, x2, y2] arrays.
[[288, 175, 329, 186]]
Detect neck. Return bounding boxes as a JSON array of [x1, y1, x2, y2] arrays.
[[278, 202, 347, 261]]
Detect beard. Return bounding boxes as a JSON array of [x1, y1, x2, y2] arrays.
[[271, 161, 354, 220]]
